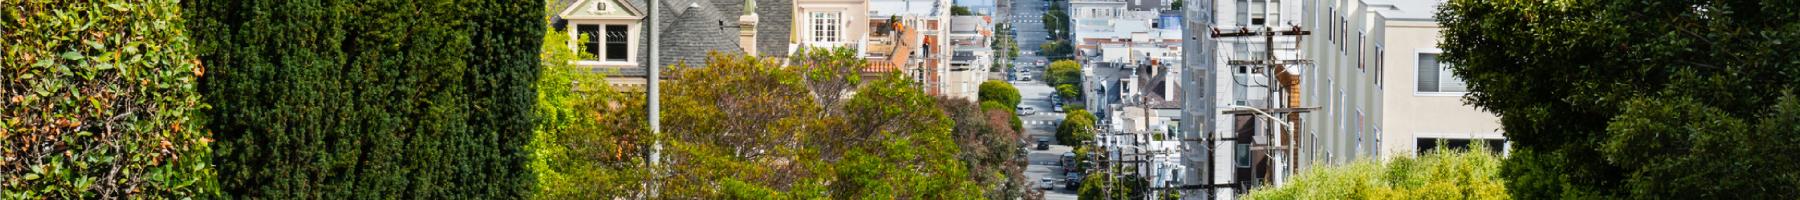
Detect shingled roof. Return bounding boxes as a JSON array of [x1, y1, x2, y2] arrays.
[[552, 0, 793, 77]]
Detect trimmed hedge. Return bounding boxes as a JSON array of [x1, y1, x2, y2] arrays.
[[184, 0, 543, 198], [2, 0, 216, 198]]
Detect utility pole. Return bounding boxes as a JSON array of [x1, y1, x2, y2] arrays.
[[647, 0, 662, 198], [1211, 25, 1312, 195]]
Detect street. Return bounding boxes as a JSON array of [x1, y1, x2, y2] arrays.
[[1009, 0, 1077, 198]]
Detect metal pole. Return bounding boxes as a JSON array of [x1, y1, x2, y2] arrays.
[[647, 0, 662, 198]]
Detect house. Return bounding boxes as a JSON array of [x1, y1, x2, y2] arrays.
[[553, 0, 794, 90], [945, 15, 996, 101], [870, 0, 953, 95]]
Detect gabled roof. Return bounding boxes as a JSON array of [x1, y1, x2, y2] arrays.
[[558, 0, 644, 19]]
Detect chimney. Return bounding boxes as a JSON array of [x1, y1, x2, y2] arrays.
[[738, 0, 759, 56]]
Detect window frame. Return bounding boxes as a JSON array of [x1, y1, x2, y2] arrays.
[[1413, 48, 1467, 96], [811, 11, 843, 43]]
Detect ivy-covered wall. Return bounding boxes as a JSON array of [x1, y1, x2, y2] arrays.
[[183, 0, 543, 198], [2, 0, 217, 198]]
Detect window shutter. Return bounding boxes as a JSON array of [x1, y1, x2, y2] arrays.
[[1416, 53, 1439, 92]]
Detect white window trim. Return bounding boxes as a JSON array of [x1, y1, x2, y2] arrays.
[[568, 21, 641, 67], [807, 10, 846, 45], [1412, 48, 1466, 96]]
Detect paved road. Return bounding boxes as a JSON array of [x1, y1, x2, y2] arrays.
[[1012, 0, 1076, 199]]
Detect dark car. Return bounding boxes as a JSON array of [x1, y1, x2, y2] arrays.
[[1036, 137, 1051, 150]]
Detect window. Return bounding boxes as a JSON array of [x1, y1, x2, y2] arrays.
[[1416, 53, 1467, 93], [811, 12, 841, 42], [577, 24, 631, 62], [1358, 32, 1365, 72], [1355, 109, 1364, 156], [1373, 128, 1382, 157], [1375, 45, 1384, 87], [604, 25, 628, 61], [1235, 144, 1250, 167], [1417, 138, 1505, 155], [1339, 19, 1347, 52], [1326, 7, 1334, 44], [577, 25, 602, 59]]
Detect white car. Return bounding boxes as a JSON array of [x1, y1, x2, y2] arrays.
[[1017, 107, 1038, 116], [1039, 178, 1057, 190]]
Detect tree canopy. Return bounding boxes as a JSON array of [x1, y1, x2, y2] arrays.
[[1057, 109, 1096, 146], [188, 0, 543, 197], [980, 80, 1023, 109], [1244, 142, 1508, 200], [1438, 0, 1800, 198]]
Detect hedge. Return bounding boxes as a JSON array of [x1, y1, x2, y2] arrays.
[[184, 0, 543, 198], [2, 0, 216, 198]]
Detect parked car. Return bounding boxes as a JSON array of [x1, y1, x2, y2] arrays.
[[1036, 137, 1051, 150], [1065, 173, 1085, 190]]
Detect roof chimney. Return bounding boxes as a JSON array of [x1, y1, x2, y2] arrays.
[[738, 0, 759, 56]]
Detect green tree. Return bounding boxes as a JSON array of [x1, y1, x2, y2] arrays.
[[1056, 109, 1096, 146], [1078, 172, 1147, 200], [1170, 0, 1183, 11], [188, 0, 543, 197], [953, 5, 975, 16], [980, 80, 1023, 109], [983, 101, 1025, 133], [3, 0, 216, 198], [1057, 84, 1081, 100], [1047, 60, 1083, 88], [528, 19, 647, 199], [1243, 142, 1508, 200], [1439, 0, 1800, 198]]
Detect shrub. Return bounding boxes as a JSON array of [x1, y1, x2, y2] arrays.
[[2, 0, 216, 198], [187, 0, 543, 198], [1244, 142, 1508, 200]]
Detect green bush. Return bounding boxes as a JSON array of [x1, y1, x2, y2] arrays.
[[978, 80, 1021, 109], [1056, 109, 1095, 146], [1244, 142, 1508, 200], [3, 0, 216, 198], [186, 0, 543, 198]]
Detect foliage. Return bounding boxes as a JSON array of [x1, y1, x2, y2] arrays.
[[952, 5, 975, 16], [1170, 0, 1183, 11], [980, 80, 1023, 109], [1057, 84, 1080, 100], [939, 97, 1030, 200], [1039, 40, 1073, 60], [982, 101, 1025, 133], [1243, 142, 1508, 200], [2, 0, 216, 198], [528, 22, 647, 199], [789, 47, 865, 115], [187, 0, 543, 197], [1438, 0, 1800, 198], [615, 50, 992, 199], [1078, 172, 1146, 200], [1056, 109, 1096, 146], [1046, 60, 1083, 89]]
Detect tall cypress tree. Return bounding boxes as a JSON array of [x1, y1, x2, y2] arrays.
[[184, 0, 542, 198]]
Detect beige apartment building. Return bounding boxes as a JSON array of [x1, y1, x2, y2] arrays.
[[1368, 0, 1504, 157]]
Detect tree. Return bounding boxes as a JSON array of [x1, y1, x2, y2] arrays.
[[528, 20, 647, 199], [1057, 84, 1081, 100], [983, 101, 1025, 133], [1047, 60, 1083, 88], [188, 0, 543, 197], [1170, 0, 1183, 11], [980, 80, 1023, 109], [1078, 172, 1147, 200], [1438, 0, 1800, 198], [3, 0, 215, 198], [1057, 109, 1096, 146], [1243, 142, 1508, 200], [952, 5, 975, 16]]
